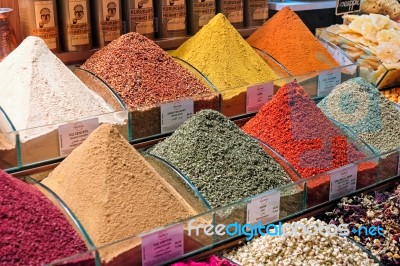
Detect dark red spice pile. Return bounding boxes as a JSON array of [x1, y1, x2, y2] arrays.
[[82, 32, 211, 108], [0, 170, 90, 266], [242, 82, 377, 205]]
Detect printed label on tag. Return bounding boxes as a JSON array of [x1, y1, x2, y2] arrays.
[[318, 69, 341, 97], [58, 118, 99, 157], [246, 82, 274, 114], [329, 164, 357, 200], [68, 0, 90, 45], [161, 99, 193, 133], [142, 223, 184, 266], [247, 191, 280, 225], [34, 1, 57, 49]]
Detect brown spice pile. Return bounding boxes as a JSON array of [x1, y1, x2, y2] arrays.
[[82, 32, 218, 139], [41, 124, 197, 262]]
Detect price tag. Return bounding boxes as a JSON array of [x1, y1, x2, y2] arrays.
[[58, 118, 99, 157], [318, 69, 341, 97], [335, 0, 361, 15], [329, 164, 357, 200], [142, 223, 184, 266], [160, 99, 193, 134], [247, 191, 280, 225], [246, 82, 274, 114]]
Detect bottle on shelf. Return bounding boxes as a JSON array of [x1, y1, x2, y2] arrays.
[[91, 0, 123, 47], [57, 0, 92, 52], [217, 0, 244, 29], [186, 0, 216, 35], [122, 0, 155, 39], [18, 0, 59, 52]]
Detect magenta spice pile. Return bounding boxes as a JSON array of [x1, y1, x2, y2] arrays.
[[0, 170, 89, 266]]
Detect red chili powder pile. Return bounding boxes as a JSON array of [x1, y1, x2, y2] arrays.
[[247, 7, 339, 76], [242, 82, 377, 205], [0, 170, 90, 266]]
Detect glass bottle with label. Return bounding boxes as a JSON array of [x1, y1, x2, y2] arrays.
[[154, 0, 187, 39], [18, 0, 59, 52], [122, 0, 154, 39], [186, 0, 216, 35], [0, 8, 18, 61], [57, 0, 92, 52], [244, 0, 269, 27], [91, 0, 122, 47], [217, 0, 243, 29]]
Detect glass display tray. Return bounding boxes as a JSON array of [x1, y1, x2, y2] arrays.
[[79, 57, 221, 142], [0, 69, 130, 171], [0, 106, 18, 171], [316, 29, 400, 89], [46, 147, 399, 266]]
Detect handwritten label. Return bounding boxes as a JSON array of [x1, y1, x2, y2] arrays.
[[247, 191, 280, 225], [58, 118, 99, 157], [160, 99, 193, 134], [142, 223, 184, 266], [336, 0, 361, 15], [246, 82, 274, 114], [318, 69, 341, 97], [329, 164, 357, 200]]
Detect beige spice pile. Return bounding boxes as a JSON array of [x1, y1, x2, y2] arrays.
[[41, 124, 197, 262]]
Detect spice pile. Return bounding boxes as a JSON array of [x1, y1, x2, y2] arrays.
[[42, 124, 197, 262], [150, 110, 292, 208], [247, 7, 339, 76], [82, 32, 218, 139], [172, 255, 236, 266], [0, 36, 113, 136], [242, 82, 377, 205], [322, 185, 400, 265], [0, 170, 89, 265], [171, 13, 281, 117], [382, 87, 400, 103], [224, 217, 378, 266], [318, 77, 400, 154]]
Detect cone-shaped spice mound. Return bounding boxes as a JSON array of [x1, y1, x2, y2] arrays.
[[42, 124, 197, 261], [318, 77, 400, 154], [150, 110, 292, 208], [0, 36, 113, 133], [247, 7, 339, 76], [171, 13, 281, 117], [0, 170, 89, 265], [243, 82, 366, 179]]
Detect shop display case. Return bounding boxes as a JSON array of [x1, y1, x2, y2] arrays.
[[317, 30, 400, 90]]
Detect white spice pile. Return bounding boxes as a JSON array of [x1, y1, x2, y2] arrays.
[[0, 36, 113, 140], [225, 218, 378, 266], [41, 124, 197, 262]]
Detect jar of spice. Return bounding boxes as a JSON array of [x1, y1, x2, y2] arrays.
[[155, 0, 187, 39], [18, 0, 60, 52], [91, 0, 122, 47], [0, 8, 18, 61], [57, 0, 92, 52], [244, 0, 268, 27], [217, 0, 244, 29], [122, 0, 154, 39], [186, 0, 216, 35]]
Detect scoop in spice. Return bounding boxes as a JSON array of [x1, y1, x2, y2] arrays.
[[82, 32, 219, 139], [0, 170, 90, 265], [42, 124, 197, 262], [171, 13, 281, 117], [150, 109, 292, 208]]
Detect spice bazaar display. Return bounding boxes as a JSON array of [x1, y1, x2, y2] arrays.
[[81, 32, 219, 140], [0, 170, 91, 265], [41, 124, 199, 263], [318, 13, 400, 89], [171, 13, 287, 118]]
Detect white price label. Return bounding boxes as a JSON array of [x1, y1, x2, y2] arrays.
[[58, 118, 99, 157], [329, 164, 357, 200], [247, 191, 280, 225], [160, 99, 193, 134], [142, 223, 184, 266], [246, 82, 274, 114], [318, 69, 341, 97]]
